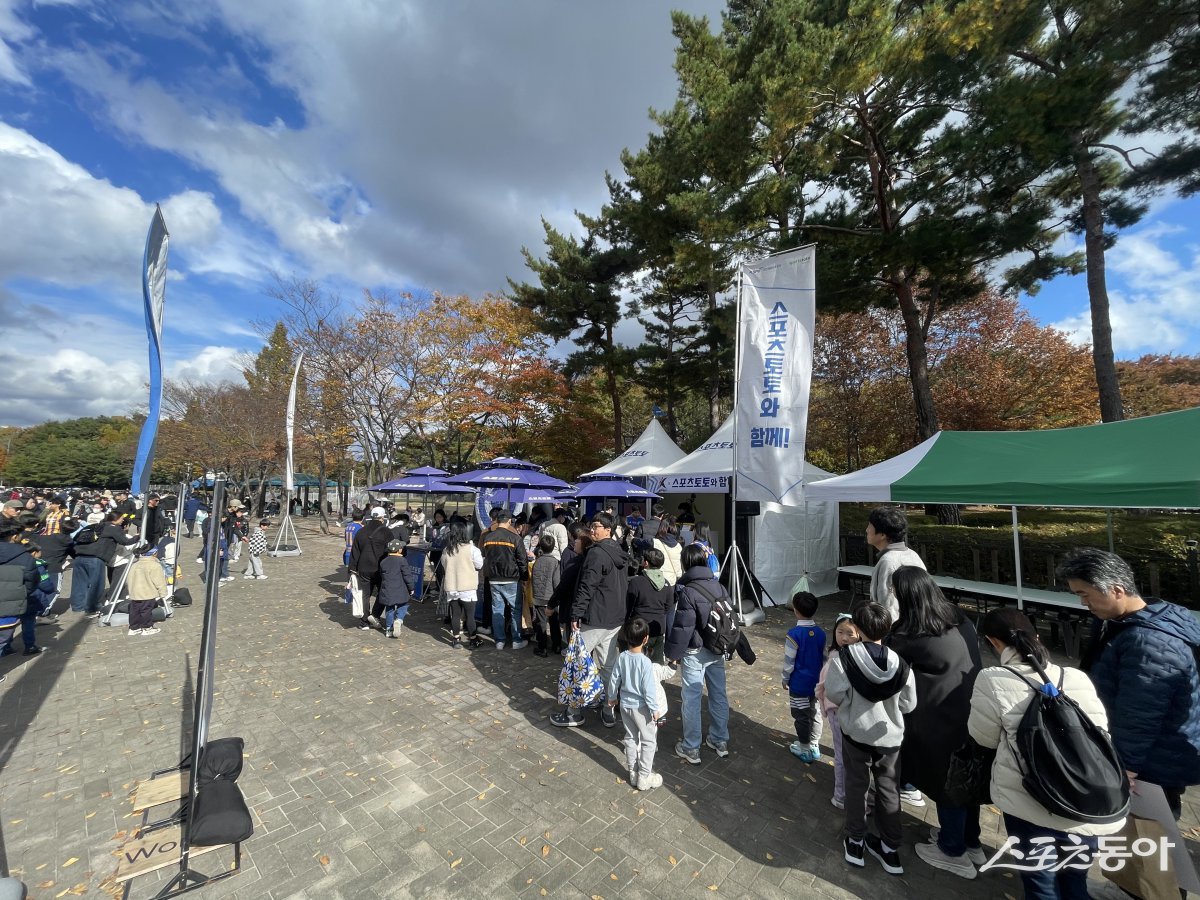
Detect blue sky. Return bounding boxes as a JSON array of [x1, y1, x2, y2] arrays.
[[0, 0, 1197, 428]]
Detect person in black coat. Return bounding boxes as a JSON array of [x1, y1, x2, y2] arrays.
[[377, 540, 416, 639], [349, 509, 393, 630], [885, 566, 983, 878], [626, 547, 671, 663], [663, 545, 733, 762], [548, 525, 590, 657]]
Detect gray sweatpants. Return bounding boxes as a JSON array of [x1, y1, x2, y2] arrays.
[[841, 734, 902, 849], [243, 554, 263, 577], [580, 625, 621, 699], [620, 704, 658, 781]]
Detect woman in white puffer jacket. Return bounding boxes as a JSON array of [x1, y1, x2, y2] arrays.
[[968, 607, 1125, 900]]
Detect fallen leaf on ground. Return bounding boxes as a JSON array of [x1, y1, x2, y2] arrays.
[[669, 855, 678, 866], [62, 858, 78, 867], [319, 855, 330, 866], [541, 845, 550, 858], [450, 858, 462, 868]]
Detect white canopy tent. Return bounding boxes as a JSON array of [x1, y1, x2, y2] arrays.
[[650, 415, 841, 601], [581, 418, 688, 477]]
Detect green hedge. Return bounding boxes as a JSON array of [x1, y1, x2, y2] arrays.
[[838, 506, 1200, 606]]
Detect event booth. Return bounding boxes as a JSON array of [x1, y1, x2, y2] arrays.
[[806, 407, 1200, 608], [637, 415, 841, 603]]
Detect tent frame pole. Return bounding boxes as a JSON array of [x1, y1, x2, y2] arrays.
[[1011, 506, 1025, 612], [729, 266, 746, 620]]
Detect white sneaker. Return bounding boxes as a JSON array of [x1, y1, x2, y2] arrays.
[[830, 796, 845, 810], [637, 772, 663, 791], [494, 642, 506, 650], [510, 640, 528, 650], [256, 575, 268, 580], [140, 627, 161, 636], [899, 786, 925, 807], [242, 574, 255, 579], [128, 629, 144, 636], [629, 768, 637, 786], [915, 840, 977, 879], [928, 828, 987, 866]]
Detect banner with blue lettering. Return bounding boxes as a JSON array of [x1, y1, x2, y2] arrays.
[[131, 205, 170, 496], [734, 245, 815, 506]]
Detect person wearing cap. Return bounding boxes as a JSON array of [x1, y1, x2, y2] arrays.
[[1, 500, 22, 521], [349, 506, 392, 630]]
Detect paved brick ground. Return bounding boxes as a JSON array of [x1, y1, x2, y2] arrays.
[[0, 523, 1196, 899]]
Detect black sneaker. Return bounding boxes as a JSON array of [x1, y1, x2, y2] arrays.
[[844, 836, 865, 868], [600, 705, 618, 728], [865, 834, 903, 875], [533, 647, 548, 658], [23, 646, 46, 657], [385, 628, 394, 639], [468, 637, 483, 649], [550, 710, 585, 728]]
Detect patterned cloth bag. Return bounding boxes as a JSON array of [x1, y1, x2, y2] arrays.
[[557, 629, 605, 709]]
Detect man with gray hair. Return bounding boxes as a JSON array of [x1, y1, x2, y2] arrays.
[[1060, 547, 1200, 821]]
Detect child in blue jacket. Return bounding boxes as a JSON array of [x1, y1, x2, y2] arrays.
[[782, 591, 826, 762]]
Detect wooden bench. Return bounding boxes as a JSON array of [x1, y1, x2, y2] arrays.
[[837, 565, 1093, 657]]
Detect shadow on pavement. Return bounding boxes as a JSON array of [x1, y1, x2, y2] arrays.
[[0, 612, 93, 877]]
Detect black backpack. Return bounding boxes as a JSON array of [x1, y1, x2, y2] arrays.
[[689, 579, 740, 659], [1003, 663, 1130, 825], [71, 524, 99, 546]]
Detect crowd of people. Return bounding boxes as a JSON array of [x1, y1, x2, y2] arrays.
[[339, 499, 1200, 897], [4, 481, 1198, 897], [0, 486, 279, 673]]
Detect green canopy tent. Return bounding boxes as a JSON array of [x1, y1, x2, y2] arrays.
[[806, 407, 1200, 607]]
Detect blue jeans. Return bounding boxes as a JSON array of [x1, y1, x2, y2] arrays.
[[936, 802, 982, 857], [19, 608, 37, 650], [384, 604, 408, 631], [490, 581, 520, 644], [69, 556, 106, 613], [1000, 813, 1096, 900], [679, 648, 730, 751]]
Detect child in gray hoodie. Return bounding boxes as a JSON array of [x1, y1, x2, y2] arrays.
[[824, 602, 917, 877]]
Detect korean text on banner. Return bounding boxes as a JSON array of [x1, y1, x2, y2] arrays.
[[734, 245, 815, 506]]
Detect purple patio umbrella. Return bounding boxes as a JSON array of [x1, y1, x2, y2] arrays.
[[572, 473, 659, 500], [443, 467, 570, 490], [368, 475, 473, 493]]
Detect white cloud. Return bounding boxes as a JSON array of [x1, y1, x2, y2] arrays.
[[0, 0, 34, 85], [38, 0, 726, 294], [1050, 223, 1200, 355], [0, 122, 266, 288]]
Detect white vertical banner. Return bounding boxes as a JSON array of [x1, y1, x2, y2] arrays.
[[285, 352, 304, 493], [734, 245, 815, 506]]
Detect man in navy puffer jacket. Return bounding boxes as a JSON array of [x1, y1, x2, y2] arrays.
[[1061, 547, 1200, 821]]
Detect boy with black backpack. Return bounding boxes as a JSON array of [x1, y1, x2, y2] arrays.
[[665, 544, 735, 765]]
